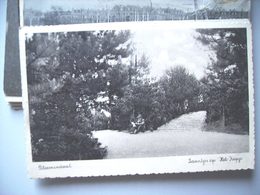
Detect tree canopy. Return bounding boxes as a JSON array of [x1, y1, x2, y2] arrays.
[[197, 28, 249, 132], [26, 30, 132, 161]]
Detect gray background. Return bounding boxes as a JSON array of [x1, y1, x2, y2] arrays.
[[0, 0, 259, 194]]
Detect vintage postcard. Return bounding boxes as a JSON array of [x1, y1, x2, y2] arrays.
[[19, 19, 254, 178], [20, 0, 251, 26]]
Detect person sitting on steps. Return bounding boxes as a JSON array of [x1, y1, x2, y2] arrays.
[[133, 114, 145, 134]]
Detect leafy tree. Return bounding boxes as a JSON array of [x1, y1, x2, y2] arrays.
[[110, 53, 153, 130], [111, 64, 201, 131], [197, 28, 249, 131], [110, 80, 166, 130], [129, 54, 150, 84], [160, 66, 201, 117]]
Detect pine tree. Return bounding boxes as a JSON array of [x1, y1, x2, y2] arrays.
[[197, 28, 249, 132], [26, 30, 132, 161]]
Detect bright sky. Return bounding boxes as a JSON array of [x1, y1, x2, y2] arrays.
[[26, 28, 213, 81], [132, 28, 214, 80], [25, 0, 250, 12]]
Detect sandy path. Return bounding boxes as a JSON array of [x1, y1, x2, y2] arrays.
[[93, 111, 249, 159]]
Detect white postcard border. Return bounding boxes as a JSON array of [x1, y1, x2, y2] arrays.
[[19, 19, 255, 178], [19, 0, 24, 27]]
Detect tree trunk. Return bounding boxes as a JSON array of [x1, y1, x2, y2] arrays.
[[221, 105, 226, 127]]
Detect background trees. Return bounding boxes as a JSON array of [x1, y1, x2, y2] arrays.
[[110, 64, 203, 131], [197, 28, 249, 132], [160, 66, 201, 117]]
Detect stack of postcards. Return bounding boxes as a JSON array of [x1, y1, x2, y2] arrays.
[[4, 0, 22, 109]]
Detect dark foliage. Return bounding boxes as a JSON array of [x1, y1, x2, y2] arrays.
[[197, 28, 249, 133], [26, 30, 132, 161], [110, 65, 202, 131]]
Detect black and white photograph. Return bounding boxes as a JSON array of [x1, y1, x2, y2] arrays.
[[22, 0, 250, 26], [20, 20, 254, 178]]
